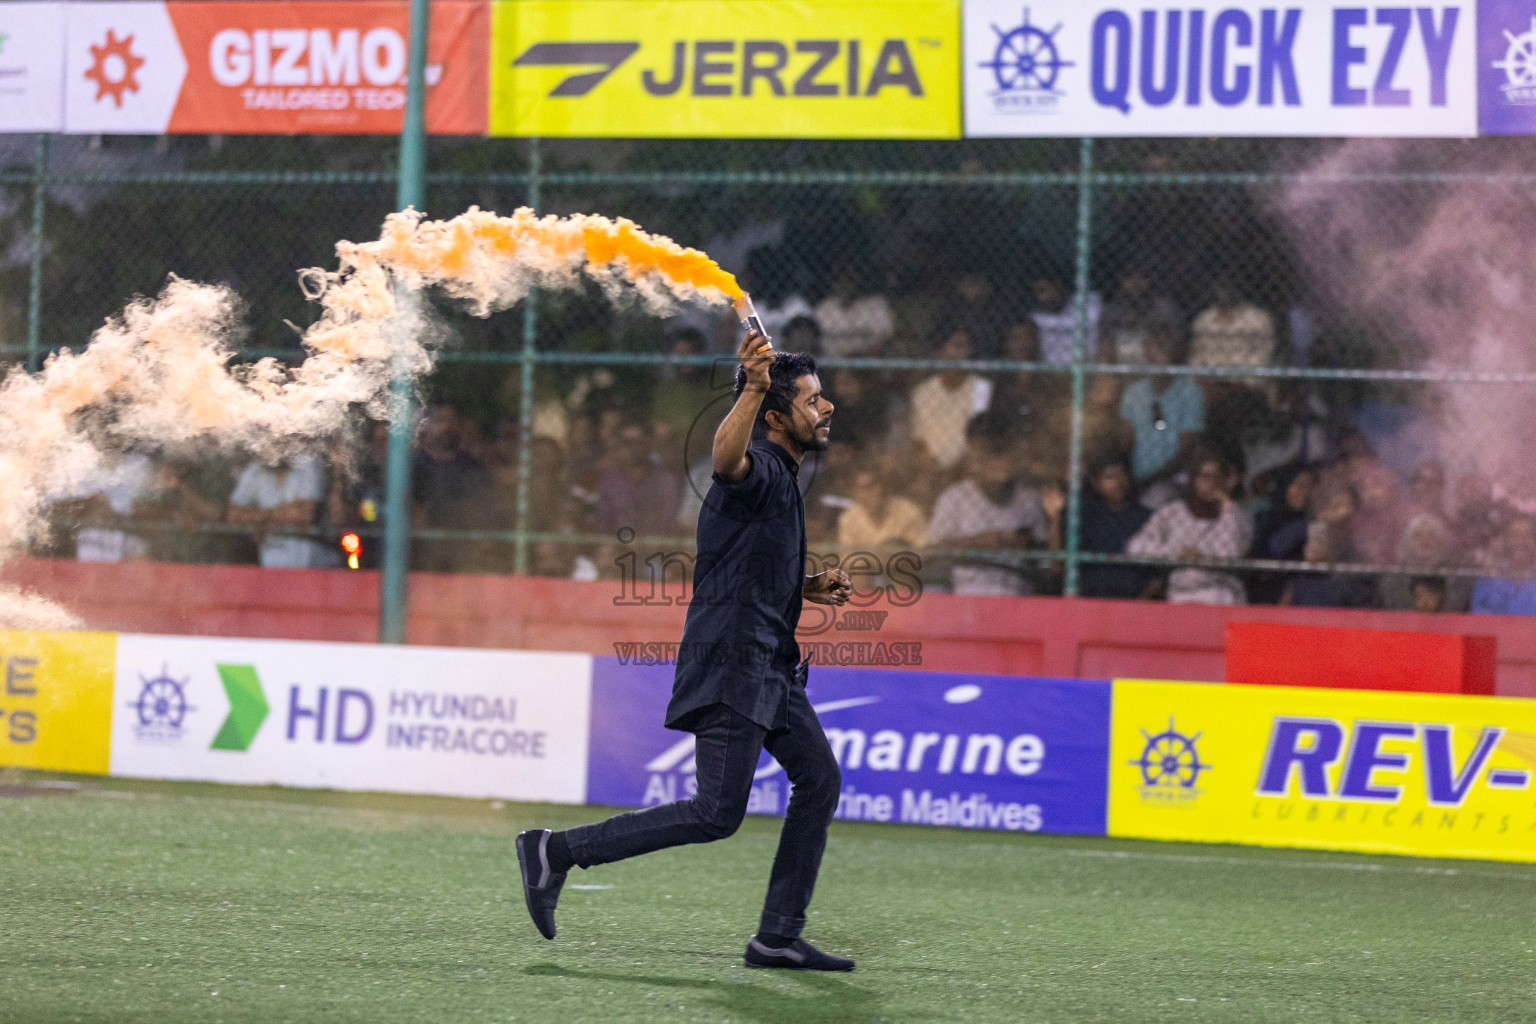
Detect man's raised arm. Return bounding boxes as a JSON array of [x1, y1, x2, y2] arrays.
[[712, 329, 775, 483]]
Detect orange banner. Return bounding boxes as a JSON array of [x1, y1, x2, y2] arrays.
[[162, 1, 486, 134]]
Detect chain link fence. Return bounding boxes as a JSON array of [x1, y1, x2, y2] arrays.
[[13, 132, 1536, 618]]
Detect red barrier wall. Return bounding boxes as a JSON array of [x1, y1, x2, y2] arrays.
[[10, 557, 1536, 698]]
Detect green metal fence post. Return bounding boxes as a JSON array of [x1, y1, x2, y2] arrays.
[[26, 133, 49, 374], [513, 137, 542, 576], [1063, 137, 1096, 598], [379, 0, 431, 644]]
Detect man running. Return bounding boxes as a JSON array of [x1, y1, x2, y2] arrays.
[[516, 328, 855, 971]]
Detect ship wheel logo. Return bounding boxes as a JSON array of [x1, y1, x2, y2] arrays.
[[85, 29, 145, 108], [128, 665, 195, 740], [1131, 717, 1212, 790], [980, 7, 1072, 95], [1495, 17, 1536, 103]]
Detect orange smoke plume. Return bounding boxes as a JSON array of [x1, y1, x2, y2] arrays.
[[0, 206, 741, 628]]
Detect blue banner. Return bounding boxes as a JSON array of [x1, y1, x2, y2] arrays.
[[587, 658, 1111, 835]]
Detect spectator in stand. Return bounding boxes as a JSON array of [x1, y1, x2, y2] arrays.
[[324, 421, 390, 570], [814, 266, 894, 357], [1470, 515, 1536, 616], [1030, 276, 1102, 366], [522, 437, 572, 536], [48, 452, 158, 563], [1450, 470, 1507, 565], [780, 315, 823, 358], [1188, 275, 1276, 368], [1119, 330, 1204, 509], [411, 402, 495, 572], [1408, 460, 1448, 519], [937, 272, 1005, 358], [594, 414, 682, 538], [1245, 463, 1317, 604], [1099, 267, 1182, 366], [150, 455, 243, 565], [651, 328, 717, 446], [1408, 576, 1449, 613], [839, 461, 928, 551], [740, 249, 813, 342], [227, 452, 339, 569], [1350, 461, 1408, 567], [1285, 518, 1376, 608], [826, 366, 887, 452], [1380, 512, 1467, 612], [1127, 449, 1252, 604], [927, 415, 1061, 596], [1078, 456, 1158, 600], [909, 327, 993, 473]]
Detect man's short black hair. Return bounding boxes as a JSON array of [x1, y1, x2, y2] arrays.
[[965, 410, 1014, 453], [1088, 452, 1133, 480], [734, 351, 819, 439]]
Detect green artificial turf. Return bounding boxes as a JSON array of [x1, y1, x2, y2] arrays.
[[3, 772, 1534, 1023]]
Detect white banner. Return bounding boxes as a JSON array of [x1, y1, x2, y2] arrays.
[[964, 0, 1479, 137], [109, 634, 592, 803], [0, 4, 66, 131]]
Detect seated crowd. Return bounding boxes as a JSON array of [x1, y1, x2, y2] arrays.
[[39, 266, 1536, 615]]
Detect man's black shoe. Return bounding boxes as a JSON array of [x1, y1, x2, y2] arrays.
[[743, 936, 855, 971], [515, 829, 566, 940]]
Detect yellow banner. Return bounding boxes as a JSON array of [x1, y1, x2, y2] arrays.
[[0, 630, 115, 775], [1110, 680, 1536, 863], [489, 0, 960, 138]]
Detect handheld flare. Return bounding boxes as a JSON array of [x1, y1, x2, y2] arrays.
[[734, 295, 773, 354]]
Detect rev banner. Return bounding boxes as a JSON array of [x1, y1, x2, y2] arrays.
[[963, 0, 1479, 136], [490, 0, 962, 138], [62, 1, 487, 135], [587, 658, 1111, 835], [1109, 679, 1536, 863]]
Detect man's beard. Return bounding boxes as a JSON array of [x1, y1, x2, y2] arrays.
[[795, 418, 832, 453]]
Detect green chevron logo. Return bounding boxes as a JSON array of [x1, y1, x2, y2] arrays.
[[210, 664, 268, 752]]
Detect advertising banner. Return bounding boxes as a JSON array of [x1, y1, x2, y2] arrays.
[[963, 0, 1479, 137], [0, 629, 115, 775], [62, 1, 487, 135], [109, 634, 592, 802], [587, 658, 1111, 834], [1109, 679, 1536, 863], [0, 4, 67, 132], [1477, 0, 1536, 133], [489, 0, 962, 138]]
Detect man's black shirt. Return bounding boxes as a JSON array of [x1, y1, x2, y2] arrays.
[[666, 439, 806, 732]]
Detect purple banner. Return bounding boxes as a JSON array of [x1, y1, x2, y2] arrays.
[[1479, 0, 1536, 134], [587, 658, 1111, 835]]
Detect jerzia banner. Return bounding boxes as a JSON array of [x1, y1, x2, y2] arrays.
[[587, 658, 1112, 835], [489, 0, 962, 138]]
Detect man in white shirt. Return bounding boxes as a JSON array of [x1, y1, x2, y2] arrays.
[[1188, 277, 1276, 367], [1030, 277, 1102, 366], [227, 454, 339, 569], [813, 268, 894, 358], [927, 417, 1061, 596], [909, 328, 993, 471], [50, 453, 157, 562]]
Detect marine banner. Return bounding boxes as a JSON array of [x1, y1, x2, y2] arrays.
[[108, 634, 592, 803], [0, 629, 116, 775], [1109, 679, 1536, 863], [587, 658, 1112, 834], [489, 0, 962, 138], [963, 0, 1480, 137], [61, 1, 487, 135]]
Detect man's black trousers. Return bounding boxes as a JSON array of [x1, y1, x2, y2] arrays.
[[564, 685, 841, 939]]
